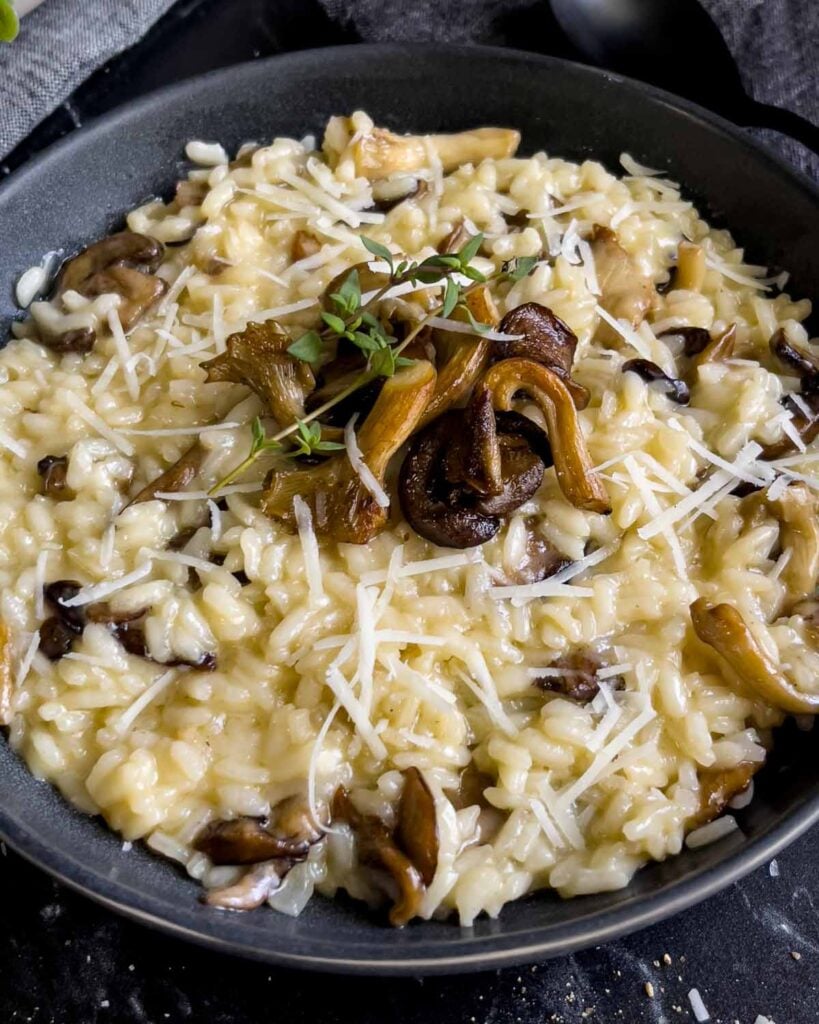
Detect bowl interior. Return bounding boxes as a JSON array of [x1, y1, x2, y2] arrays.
[[1, 43, 818, 973]]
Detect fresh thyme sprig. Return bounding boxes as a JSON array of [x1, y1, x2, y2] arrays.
[[209, 240, 538, 495]]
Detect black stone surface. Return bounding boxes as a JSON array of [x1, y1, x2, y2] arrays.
[[1, 1, 817, 1020]]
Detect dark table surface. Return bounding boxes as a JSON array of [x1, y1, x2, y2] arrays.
[[2, 1, 818, 1021]]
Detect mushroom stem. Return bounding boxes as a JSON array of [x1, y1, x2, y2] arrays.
[[477, 358, 610, 513], [690, 597, 819, 714], [675, 241, 706, 292], [346, 125, 520, 180]]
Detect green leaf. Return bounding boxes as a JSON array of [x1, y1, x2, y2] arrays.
[[287, 330, 323, 364], [320, 311, 347, 335], [359, 311, 381, 330], [315, 439, 346, 452], [351, 330, 381, 353], [361, 236, 394, 270], [395, 356, 416, 369], [331, 268, 361, 314], [369, 346, 398, 378], [0, 0, 19, 42], [251, 416, 266, 453], [505, 255, 538, 281], [461, 265, 487, 283], [420, 254, 461, 270], [442, 277, 460, 318], [462, 306, 490, 334], [457, 233, 484, 266]]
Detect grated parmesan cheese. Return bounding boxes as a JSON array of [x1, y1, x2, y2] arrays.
[[61, 561, 153, 607], [15, 631, 40, 690], [293, 496, 324, 604], [115, 669, 178, 735], [64, 392, 134, 456], [425, 316, 524, 344], [360, 549, 481, 586], [594, 305, 652, 358], [345, 415, 390, 508], [638, 442, 763, 540], [623, 455, 688, 577], [107, 309, 140, 401], [0, 429, 29, 460], [325, 664, 387, 759], [120, 421, 241, 437]]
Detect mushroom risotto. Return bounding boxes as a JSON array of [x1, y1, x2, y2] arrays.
[[3, 112, 819, 926]]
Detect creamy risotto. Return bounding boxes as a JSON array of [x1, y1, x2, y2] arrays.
[[3, 112, 818, 926]]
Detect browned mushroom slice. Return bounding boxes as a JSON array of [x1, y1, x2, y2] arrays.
[[396, 768, 439, 887], [476, 358, 611, 514], [687, 762, 759, 830], [81, 264, 167, 332], [590, 226, 656, 343], [673, 241, 707, 292], [261, 360, 436, 543], [112, 621, 217, 671], [399, 405, 547, 549], [37, 455, 72, 499], [689, 323, 736, 370], [129, 442, 203, 505], [437, 221, 472, 255], [336, 124, 520, 181], [205, 860, 289, 911], [769, 327, 819, 379], [0, 620, 13, 726], [44, 327, 97, 355], [291, 230, 321, 263], [332, 787, 425, 928], [622, 359, 690, 405], [195, 796, 324, 865], [203, 321, 315, 426], [174, 179, 209, 208], [763, 485, 819, 608], [658, 326, 712, 357], [494, 303, 577, 381], [499, 524, 571, 586], [57, 231, 164, 295], [534, 649, 624, 704], [418, 285, 497, 429], [690, 597, 819, 714]]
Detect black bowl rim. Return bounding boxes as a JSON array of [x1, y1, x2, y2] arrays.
[[1, 41, 818, 975]]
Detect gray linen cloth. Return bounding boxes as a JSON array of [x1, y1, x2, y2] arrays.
[[0, 0, 175, 158], [0, 0, 816, 176], [320, 0, 819, 179]]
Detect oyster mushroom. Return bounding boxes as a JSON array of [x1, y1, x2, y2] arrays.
[[590, 226, 656, 343], [673, 241, 707, 292], [327, 120, 520, 180], [0, 620, 13, 725], [622, 358, 690, 405], [760, 329, 819, 458], [396, 767, 439, 887], [203, 320, 316, 426], [57, 231, 163, 294], [761, 484, 819, 609], [690, 597, 819, 714], [195, 795, 324, 865], [331, 786, 425, 928], [475, 358, 611, 513], [262, 360, 436, 543], [418, 285, 498, 428], [688, 762, 759, 830], [291, 230, 321, 263], [205, 860, 289, 911], [56, 230, 166, 332], [37, 454, 72, 499], [128, 442, 204, 505], [658, 326, 712, 357], [534, 649, 624, 704], [689, 323, 736, 370], [399, 403, 548, 549]]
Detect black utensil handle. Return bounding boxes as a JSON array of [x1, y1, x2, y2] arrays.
[[743, 98, 819, 160]]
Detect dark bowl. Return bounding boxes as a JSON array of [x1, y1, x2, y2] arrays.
[[0, 43, 818, 974]]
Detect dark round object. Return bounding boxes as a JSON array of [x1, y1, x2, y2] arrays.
[[0, 44, 818, 975]]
